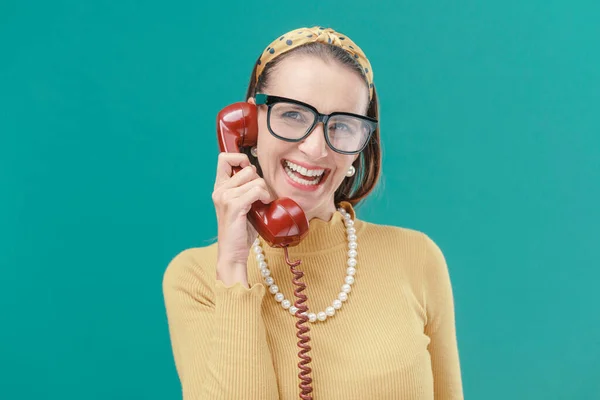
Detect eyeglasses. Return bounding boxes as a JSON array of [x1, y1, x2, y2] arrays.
[[255, 93, 378, 155]]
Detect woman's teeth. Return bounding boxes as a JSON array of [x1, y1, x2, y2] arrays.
[[284, 160, 325, 186], [285, 160, 325, 177]]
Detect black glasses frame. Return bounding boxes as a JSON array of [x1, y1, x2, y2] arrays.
[[255, 93, 378, 155]]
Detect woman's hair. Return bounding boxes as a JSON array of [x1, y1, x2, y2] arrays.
[[243, 42, 381, 207]]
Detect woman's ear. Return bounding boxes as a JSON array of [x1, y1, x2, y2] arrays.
[[247, 97, 256, 105]]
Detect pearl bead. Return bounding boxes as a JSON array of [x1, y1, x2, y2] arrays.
[[338, 292, 348, 302], [345, 219, 354, 227], [343, 213, 351, 220], [347, 227, 356, 235], [289, 306, 298, 315], [348, 249, 357, 258], [265, 276, 274, 285], [252, 245, 262, 254], [348, 234, 357, 242], [347, 266, 356, 276], [317, 312, 327, 321], [348, 241, 357, 250], [308, 312, 317, 322], [256, 253, 265, 262], [269, 284, 279, 294], [274, 293, 284, 302], [258, 261, 267, 269], [345, 275, 355, 285], [347, 258, 357, 268], [281, 299, 291, 309], [333, 299, 342, 309], [342, 284, 352, 293], [253, 238, 260, 246], [260, 268, 271, 277], [325, 306, 335, 316]]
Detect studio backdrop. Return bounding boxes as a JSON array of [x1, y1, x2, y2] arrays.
[[1, 1, 598, 399]]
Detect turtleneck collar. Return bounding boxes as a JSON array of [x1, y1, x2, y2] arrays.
[[258, 201, 359, 256]]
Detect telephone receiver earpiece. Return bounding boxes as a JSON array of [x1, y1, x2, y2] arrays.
[[216, 102, 309, 248]]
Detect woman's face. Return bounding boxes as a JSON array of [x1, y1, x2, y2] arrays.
[[250, 55, 370, 221]]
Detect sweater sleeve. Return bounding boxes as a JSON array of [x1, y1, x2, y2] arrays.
[[422, 235, 464, 400], [162, 249, 279, 400]]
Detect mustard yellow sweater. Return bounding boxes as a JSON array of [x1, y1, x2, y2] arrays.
[[162, 203, 463, 399]]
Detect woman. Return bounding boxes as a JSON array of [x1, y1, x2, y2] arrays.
[[163, 26, 463, 400]]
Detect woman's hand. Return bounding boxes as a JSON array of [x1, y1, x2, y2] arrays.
[[212, 152, 273, 287]]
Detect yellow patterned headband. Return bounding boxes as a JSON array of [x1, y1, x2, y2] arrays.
[[255, 26, 375, 100]]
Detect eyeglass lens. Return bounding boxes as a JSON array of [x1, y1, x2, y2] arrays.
[[268, 102, 372, 153]]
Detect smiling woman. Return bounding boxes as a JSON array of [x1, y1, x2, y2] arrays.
[[162, 26, 464, 400]]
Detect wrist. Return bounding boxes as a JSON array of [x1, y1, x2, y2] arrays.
[[216, 260, 249, 287]]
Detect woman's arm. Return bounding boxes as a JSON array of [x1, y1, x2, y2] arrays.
[[422, 234, 464, 400], [163, 248, 279, 400]]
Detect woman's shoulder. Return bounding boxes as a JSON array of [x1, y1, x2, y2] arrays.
[[357, 218, 446, 266], [162, 242, 219, 293], [357, 219, 449, 282], [358, 218, 437, 248]]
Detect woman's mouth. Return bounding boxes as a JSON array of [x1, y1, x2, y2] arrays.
[[281, 159, 329, 191]]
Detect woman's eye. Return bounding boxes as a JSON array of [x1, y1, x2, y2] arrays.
[[282, 111, 304, 120], [330, 122, 351, 132]]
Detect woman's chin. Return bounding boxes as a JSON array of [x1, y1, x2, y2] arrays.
[[279, 193, 333, 221], [270, 173, 336, 219]]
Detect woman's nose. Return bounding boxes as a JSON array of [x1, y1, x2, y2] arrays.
[[297, 123, 328, 160]]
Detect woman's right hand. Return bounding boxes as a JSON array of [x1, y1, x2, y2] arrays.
[[212, 152, 274, 287]]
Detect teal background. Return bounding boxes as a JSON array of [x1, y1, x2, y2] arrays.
[[1, 0, 598, 399]]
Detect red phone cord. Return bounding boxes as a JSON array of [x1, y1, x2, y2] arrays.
[[284, 247, 313, 400]]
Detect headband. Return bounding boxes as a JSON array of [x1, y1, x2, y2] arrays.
[[255, 26, 374, 100]]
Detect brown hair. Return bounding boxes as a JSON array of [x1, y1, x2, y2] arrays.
[[243, 42, 381, 207]]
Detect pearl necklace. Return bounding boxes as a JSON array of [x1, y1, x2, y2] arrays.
[[252, 207, 358, 323]]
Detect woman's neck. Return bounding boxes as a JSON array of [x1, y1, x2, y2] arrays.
[[305, 202, 337, 223], [260, 201, 356, 255]]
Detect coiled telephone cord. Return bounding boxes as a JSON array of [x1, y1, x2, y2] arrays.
[[284, 247, 313, 400]]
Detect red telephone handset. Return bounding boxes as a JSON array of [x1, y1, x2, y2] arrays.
[[216, 102, 309, 248]]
